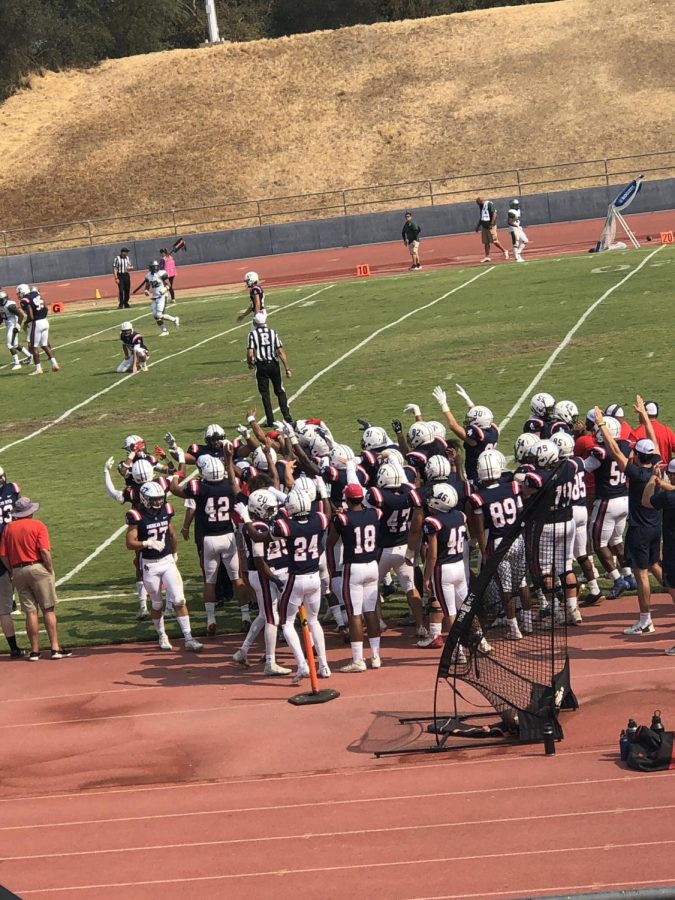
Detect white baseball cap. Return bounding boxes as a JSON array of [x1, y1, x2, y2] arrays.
[[667, 459, 675, 474], [253, 311, 267, 326], [645, 401, 659, 417], [605, 404, 624, 418], [586, 409, 596, 423]]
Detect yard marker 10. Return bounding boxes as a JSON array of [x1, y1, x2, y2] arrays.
[[356, 264, 371, 277], [288, 605, 340, 706]]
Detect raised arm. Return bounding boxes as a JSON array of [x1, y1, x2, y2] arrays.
[[593, 405, 628, 471], [432, 386, 468, 442]]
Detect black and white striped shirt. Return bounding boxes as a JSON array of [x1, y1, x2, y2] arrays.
[[113, 255, 132, 274], [248, 326, 282, 363]]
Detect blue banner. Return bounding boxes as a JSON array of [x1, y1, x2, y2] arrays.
[[612, 175, 644, 210]]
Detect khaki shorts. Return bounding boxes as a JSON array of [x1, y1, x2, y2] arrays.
[[480, 225, 498, 246], [12, 564, 58, 613], [408, 240, 420, 256], [0, 571, 14, 616]]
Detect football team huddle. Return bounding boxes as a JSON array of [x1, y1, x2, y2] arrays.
[[99, 384, 675, 683]]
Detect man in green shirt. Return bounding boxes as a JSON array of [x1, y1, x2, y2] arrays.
[[475, 197, 509, 262], [402, 212, 422, 270]]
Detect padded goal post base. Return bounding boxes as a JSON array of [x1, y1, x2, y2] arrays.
[[288, 688, 341, 706]]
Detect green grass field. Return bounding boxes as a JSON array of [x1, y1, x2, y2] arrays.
[[1, 245, 672, 648]]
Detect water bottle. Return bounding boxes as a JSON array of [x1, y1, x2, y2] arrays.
[[626, 718, 638, 742], [651, 710, 665, 734], [543, 722, 556, 755], [619, 729, 630, 761]]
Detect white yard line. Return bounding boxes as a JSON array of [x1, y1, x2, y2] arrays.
[[498, 245, 665, 431], [0, 285, 334, 457]]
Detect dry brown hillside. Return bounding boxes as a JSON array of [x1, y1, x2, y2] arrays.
[[0, 0, 673, 237]]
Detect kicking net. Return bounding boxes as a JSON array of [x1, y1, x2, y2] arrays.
[[437, 464, 578, 742]]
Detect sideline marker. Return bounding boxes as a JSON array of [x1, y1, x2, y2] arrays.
[[95, 288, 102, 299], [356, 264, 371, 277], [288, 604, 340, 706], [51, 302, 64, 313], [660, 231, 674, 244]]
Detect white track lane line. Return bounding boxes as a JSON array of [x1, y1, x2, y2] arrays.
[[407, 879, 675, 900], [498, 244, 665, 431], [16, 839, 675, 893], [0, 284, 333, 457]]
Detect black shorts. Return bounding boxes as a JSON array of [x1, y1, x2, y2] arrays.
[[624, 525, 661, 571]]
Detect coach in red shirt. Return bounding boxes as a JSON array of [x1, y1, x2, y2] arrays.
[[632, 401, 675, 464], [0, 497, 71, 661]]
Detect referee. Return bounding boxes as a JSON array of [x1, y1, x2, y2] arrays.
[[247, 313, 293, 427], [113, 247, 134, 309]]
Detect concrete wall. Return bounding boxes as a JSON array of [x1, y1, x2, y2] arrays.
[[2, 177, 674, 286]]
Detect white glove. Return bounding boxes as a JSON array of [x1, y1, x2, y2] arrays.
[[235, 502, 251, 523], [165, 431, 177, 450], [455, 383, 474, 408], [314, 476, 329, 500], [104, 456, 115, 472], [404, 403, 421, 417], [432, 386, 450, 413], [176, 448, 185, 466], [236, 424, 250, 439], [143, 538, 165, 552]]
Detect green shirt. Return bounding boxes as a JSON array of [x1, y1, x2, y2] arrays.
[[402, 220, 421, 242]]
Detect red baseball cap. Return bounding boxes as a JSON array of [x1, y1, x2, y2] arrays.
[[344, 483, 364, 501]]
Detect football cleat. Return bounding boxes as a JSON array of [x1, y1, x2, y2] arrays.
[[185, 638, 203, 652], [417, 634, 444, 649], [158, 634, 173, 651], [370, 655, 382, 669], [608, 577, 628, 600], [340, 659, 367, 673], [623, 620, 655, 635], [233, 649, 251, 667], [264, 661, 292, 676]]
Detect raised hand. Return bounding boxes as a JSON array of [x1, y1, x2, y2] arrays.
[[432, 385, 449, 412], [403, 403, 421, 417]]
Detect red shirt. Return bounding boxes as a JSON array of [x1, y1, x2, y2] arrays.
[[0, 518, 50, 566], [619, 420, 637, 446], [632, 420, 675, 464], [574, 432, 597, 496]]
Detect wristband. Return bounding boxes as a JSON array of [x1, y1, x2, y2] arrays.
[[247, 415, 256, 424], [142, 541, 149, 549], [441, 403, 449, 413]]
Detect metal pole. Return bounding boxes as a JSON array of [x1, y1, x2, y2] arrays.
[[171, 209, 177, 236], [428, 180, 434, 206], [204, 0, 220, 43], [0, 232, 7, 257], [604, 158, 609, 186], [86, 221, 93, 246]]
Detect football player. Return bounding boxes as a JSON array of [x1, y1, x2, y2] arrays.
[[507, 199, 529, 262], [16, 283, 60, 374], [125, 481, 203, 652], [0, 291, 32, 370], [232, 488, 291, 676], [541, 401, 579, 439], [523, 392, 556, 436], [431, 385, 499, 485], [135, 261, 179, 336], [118, 321, 149, 373], [0, 467, 25, 657], [237, 271, 266, 322], [327, 482, 383, 672]]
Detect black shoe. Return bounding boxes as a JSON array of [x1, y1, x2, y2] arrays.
[[10, 647, 26, 659], [51, 647, 73, 659], [29, 651, 40, 661]]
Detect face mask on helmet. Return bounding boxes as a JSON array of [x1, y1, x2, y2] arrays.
[[252, 446, 277, 471], [514, 433, 539, 462], [476, 449, 503, 483], [244, 271, 259, 287], [120, 321, 133, 337], [553, 400, 579, 425], [465, 406, 493, 430], [285, 489, 311, 517], [16, 283, 30, 299], [293, 473, 317, 502], [200, 456, 226, 482], [551, 432, 575, 458], [534, 440, 559, 468], [204, 424, 225, 446], [594, 416, 621, 443], [376, 463, 405, 489], [131, 459, 154, 485], [425, 454, 451, 481], [530, 392, 556, 418], [427, 483, 459, 513], [361, 426, 389, 452], [140, 481, 165, 512], [123, 434, 144, 453], [149, 261, 160, 273], [329, 444, 355, 469], [248, 488, 279, 520], [408, 422, 434, 449]]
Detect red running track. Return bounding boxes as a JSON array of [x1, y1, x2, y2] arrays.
[[28, 209, 675, 304], [1, 593, 674, 899]]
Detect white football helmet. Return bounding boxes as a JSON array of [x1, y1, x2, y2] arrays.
[[361, 426, 389, 452], [425, 454, 451, 481], [0, 466, 5, 486], [308, 431, 331, 459], [426, 420, 447, 440], [120, 321, 133, 337], [466, 406, 494, 429], [200, 456, 226, 482], [551, 432, 575, 459], [252, 446, 277, 471], [248, 488, 279, 521], [376, 463, 405, 489], [378, 447, 405, 467], [204, 424, 225, 446], [595, 416, 621, 443], [477, 449, 503, 484], [285, 489, 311, 517], [530, 392, 556, 418], [123, 434, 144, 452], [294, 420, 316, 449], [329, 444, 355, 469], [244, 271, 259, 287], [553, 400, 579, 425], [534, 440, 559, 468], [427, 483, 459, 513], [408, 421, 434, 449], [140, 480, 165, 511], [0, 291, 8, 306], [131, 459, 154, 485], [16, 283, 30, 299], [293, 473, 317, 501], [514, 433, 539, 462]]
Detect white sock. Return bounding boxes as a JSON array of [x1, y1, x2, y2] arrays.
[[35, 363, 43, 373], [50, 357, 59, 368], [136, 581, 147, 604], [507, 616, 519, 631], [163, 313, 177, 323], [522, 610, 533, 629], [242, 615, 265, 653], [382, 572, 393, 586], [240, 604, 251, 623], [587, 579, 599, 594], [350, 641, 364, 663], [153, 616, 165, 635], [639, 612, 652, 626], [429, 622, 442, 637], [609, 569, 621, 582], [566, 597, 578, 612], [205, 601, 216, 625], [22, 348, 31, 358], [621, 567, 632, 578], [264, 622, 278, 663], [175, 615, 192, 641], [11, 354, 18, 365], [369, 636, 381, 657], [331, 603, 346, 627]]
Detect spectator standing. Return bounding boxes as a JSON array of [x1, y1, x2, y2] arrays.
[[247, 313, 293, 427], [0, 497, 71, 661], [632, 401, 675, 463], [402, 212, 422, 270], [160, 248, 177, 303], [113, 247, 134, 310], [475, 197, 509, 262]]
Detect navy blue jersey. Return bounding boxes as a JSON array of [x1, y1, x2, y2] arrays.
[[271, 511, 328, 574], [524, 460, 578, 523], [406, 439, 448, 479], [541, 420, 573, 440], [651, 489, 675, 556], [126, 503, 174, 558], [122, 476, 168, 509], [187, 438, 245, 461], [464, 424, 500, 482], [121, 331, 148, 351], [250, 284, 265, 310], [469, 480, 523, 539], [243, 520, 289, 572], [625, 462, 661, 528], [367, 484, 422, 548], [321, 465, 368, 506], [360, 447, 415, 485], [20, 290, 48, 320], [333, 506, 382, 564], [586, 440, 630, 499], [0, 481, 20, 576], [185, 478, 236, 535], [423, 509, 467, 564], [523, 416, 545, 435], [570, 455, 587, 507]]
